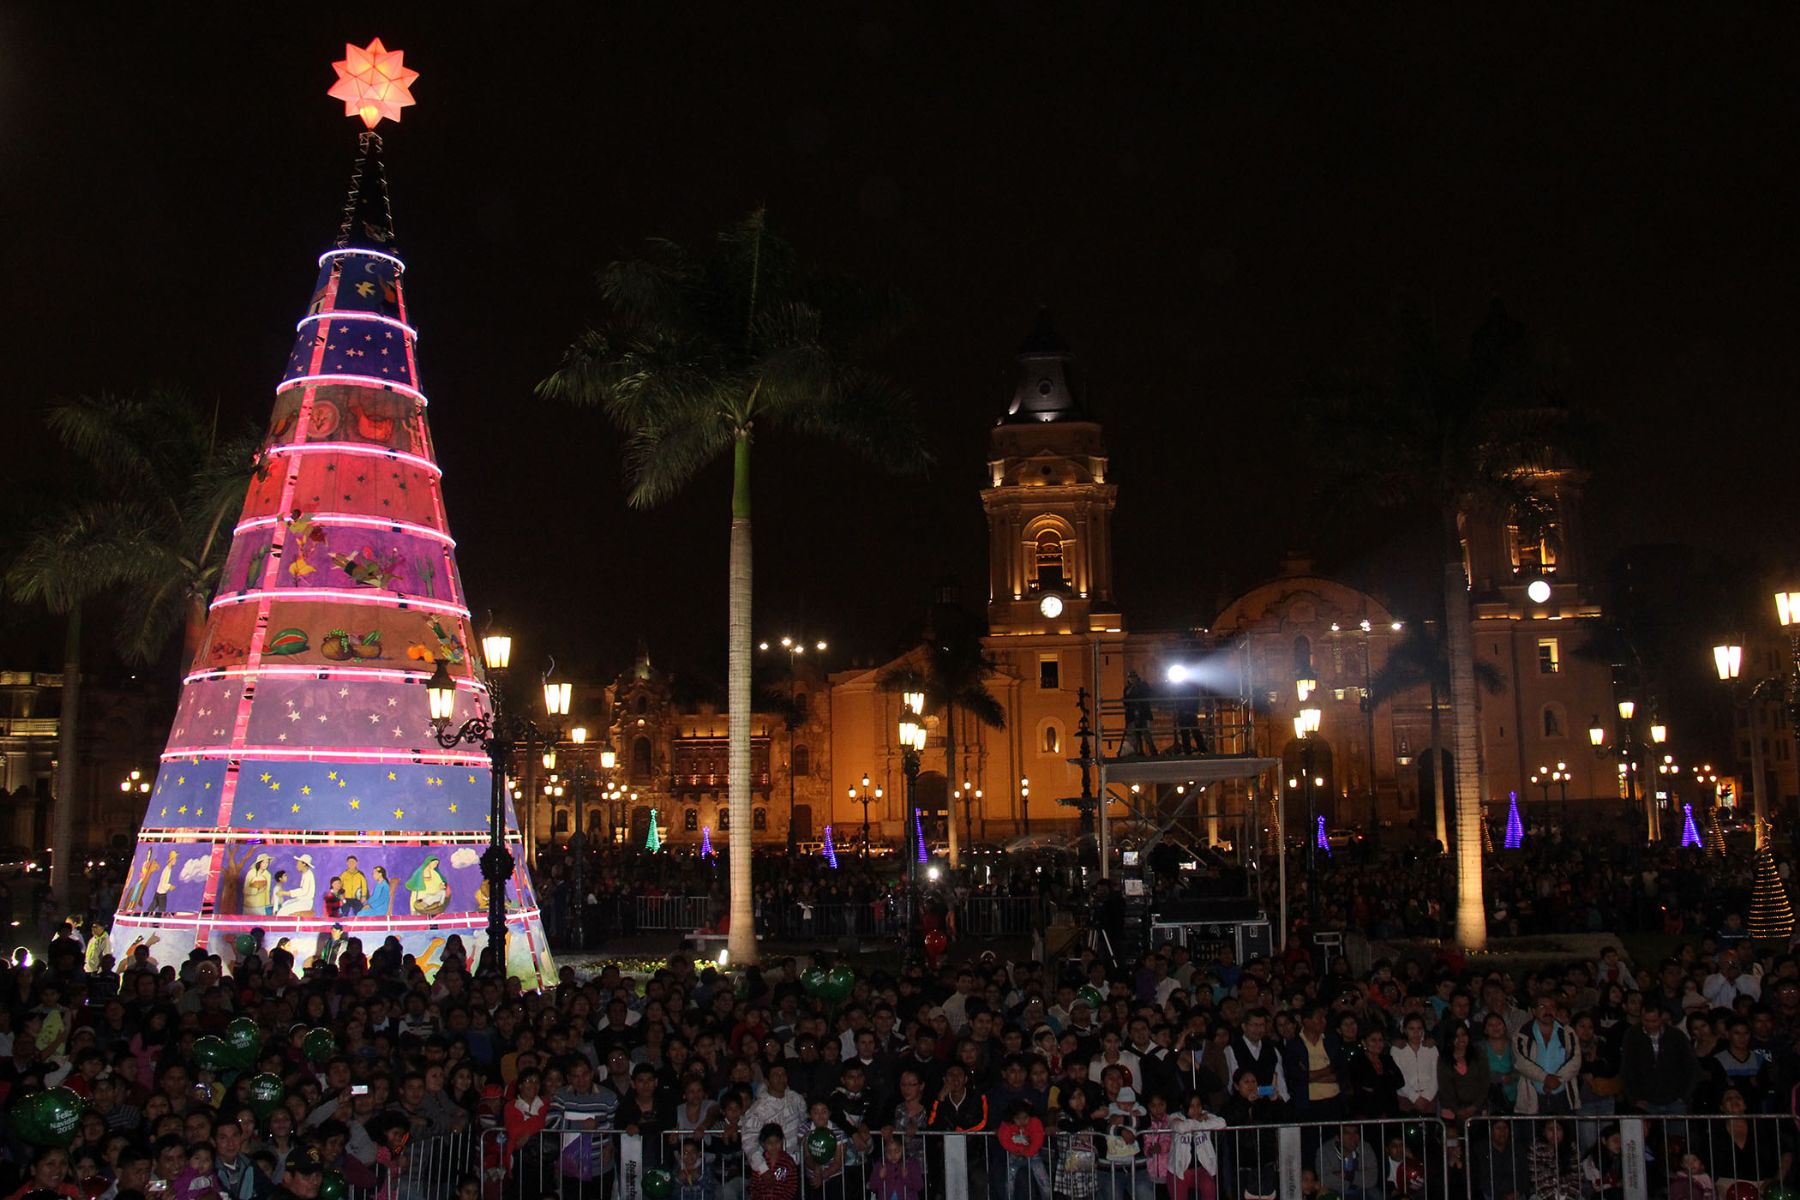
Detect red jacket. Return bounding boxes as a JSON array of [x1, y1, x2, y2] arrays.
[[750, 1152, 799, 1200]]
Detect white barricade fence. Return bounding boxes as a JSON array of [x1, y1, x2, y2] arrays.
[[478, 1117, 1458, 1200], [1465, 1112, 1796, 1200]]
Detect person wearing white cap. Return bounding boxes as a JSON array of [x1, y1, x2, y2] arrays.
[[277, 854, 317, 916]]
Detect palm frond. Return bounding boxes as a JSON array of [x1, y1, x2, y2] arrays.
[[617, 388, 738, 509]]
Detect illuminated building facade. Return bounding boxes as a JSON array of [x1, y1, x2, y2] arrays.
[[824, 315, 1627, 849]]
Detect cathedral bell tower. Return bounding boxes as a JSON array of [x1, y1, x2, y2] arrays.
[[981, 312, 1121, 636]]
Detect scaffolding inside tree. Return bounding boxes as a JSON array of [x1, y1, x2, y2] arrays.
[[1749, 832, 1794, 941], [1706, 808, 1728, 857]]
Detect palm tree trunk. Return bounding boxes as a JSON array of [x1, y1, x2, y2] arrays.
[[1429, 678, 1447, 849], [52, 606, 81, 909], [182, 591, 208, 670], [944, 702, 960, 868], [1442, 525, 1488, 950], [727, 433, 757, 965]]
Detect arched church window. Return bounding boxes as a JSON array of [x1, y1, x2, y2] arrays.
[[631, 736, 652, 780], [792, 744, 811, 777], [1293, 636, 1313, 677], [1041, 722, 1061, 754], [1035, 530, 1066, 590]]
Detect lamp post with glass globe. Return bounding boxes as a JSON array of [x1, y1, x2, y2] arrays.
[[898, 690, 927, 946], [427, 634, 568, 973], [1292, 706, 1323, 931], [1591, 700, 1660, 840], [1774, 594, 1800, 784], [1713, 641, 1774, 845], [850, 773, 879, 858]]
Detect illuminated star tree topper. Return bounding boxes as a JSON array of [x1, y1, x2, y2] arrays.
[[328, 38, 420, 129]]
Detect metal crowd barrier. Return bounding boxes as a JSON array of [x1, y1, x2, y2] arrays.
[[1465, 1112, 1794, 1200], [477, 1116, 1454, 1200], [623, 895, 1049, 939], [340, 1128, 483, 1200], [633, 895, 722, 933]]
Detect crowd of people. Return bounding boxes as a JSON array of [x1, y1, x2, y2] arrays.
[[0, 860, 1798, 1200]]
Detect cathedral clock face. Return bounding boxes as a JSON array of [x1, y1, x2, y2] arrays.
[[1039, 593, 1065, 619]]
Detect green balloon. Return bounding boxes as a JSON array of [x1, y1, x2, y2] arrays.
[[15, 1087, 87, 1147], [193, 1035, 233, 1073], [1765, 1188, 1796, 1200], [303, 1028, 337, 1064], [1076, 984, 1105, 1010], [802, 966, 829, 995], [248, 1072, 285, 1117], [805, 1126, 839, 1165], [235, 933, 257, 956], [1403, 1122, 1428, 1152], [826, 965, 855, 1001], [225, 1017, 263, 1067], [318, 1172, 347, 1200], [641, 1168, 673, 1199]]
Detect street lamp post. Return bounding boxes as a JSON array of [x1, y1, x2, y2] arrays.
[[1596, 700, 1653, 840], [568, 725, 588, 947], [1774, 595, 1800, 806], [1531, 766, 1553, 828], [1714, 642, 1771, 847], [898, 691, 927, 948], [1295, 706, 1323, 933], [428, 635, 567, 975], [1020, 778, 1031, 835]]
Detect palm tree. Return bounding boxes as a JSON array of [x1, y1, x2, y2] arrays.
[[880, 602, 1006, 866], [4, 388, 254, 907], [538, 210, 928, 963], [1369, 618, 1503, 852], [6, 502, 119, 906], [42, 389, 257, 667], [1310, 302, 1567, 949]]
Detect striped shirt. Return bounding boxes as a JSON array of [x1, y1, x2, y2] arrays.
[[554, 1082, 620, 1129]]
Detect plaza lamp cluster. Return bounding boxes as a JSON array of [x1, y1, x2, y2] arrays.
[[1711, 590, 1800, 848], [1587, 699, 1668, 840], [897, 688, 928, 945], [1287, 678, 1325, 930], [758, 634, 829, 850], [425, 633, 569, 971], [846, 774, 884, 857]]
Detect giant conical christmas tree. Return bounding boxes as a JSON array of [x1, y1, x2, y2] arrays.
[[109, 42, 554, 986]]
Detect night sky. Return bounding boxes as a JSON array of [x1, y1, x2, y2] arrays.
[[2, 8, 1795, 687]]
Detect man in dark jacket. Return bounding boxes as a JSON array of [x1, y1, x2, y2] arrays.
[[1284, 1005, 1348, 1123], [1620, 1003, 1700, 1114]]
